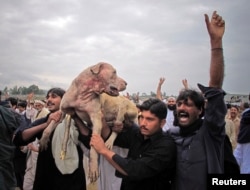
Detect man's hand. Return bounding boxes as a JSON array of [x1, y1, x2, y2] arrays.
[[47, 111, 62, 125], [205, 11, 225, 44], [90, 134, 108, 154], [27, 143, 39, 152], [158, 77, 165, 86], [182, 79, 189, 89], [27, 93, 34, 101], [206, 11, 225, 88]]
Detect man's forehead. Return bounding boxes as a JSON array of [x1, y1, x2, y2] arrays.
[[168, 97, 176, 101], [177, 97, 193, 103], [140, 110, 157, 118], [47, 92, 59, 97]]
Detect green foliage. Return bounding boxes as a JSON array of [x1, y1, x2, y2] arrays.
[[150, 91, 156, 97], [1, 85, 46, 95]]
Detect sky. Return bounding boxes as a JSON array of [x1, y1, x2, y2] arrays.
[[0, 0, 249, 96]]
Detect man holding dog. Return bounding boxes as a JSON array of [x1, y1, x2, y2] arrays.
[[91, 10, 227, 190], [13, 88, 91, 190], [91, 98, 176, 190]]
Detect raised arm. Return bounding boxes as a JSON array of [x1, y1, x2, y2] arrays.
[[205, 11, 225, 88], [156, 77, 165, 100], [182, 79, 189, 90]]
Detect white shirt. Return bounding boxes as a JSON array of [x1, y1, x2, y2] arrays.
[[162, 109, 175, 132]]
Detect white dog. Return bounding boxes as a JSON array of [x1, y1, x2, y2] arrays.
[[40, 62, 127, 182]]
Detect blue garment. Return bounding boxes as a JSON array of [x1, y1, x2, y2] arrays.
[[237, 108, 250, 143], [234, 108, 250, 173], [234, 143, 250, 173]]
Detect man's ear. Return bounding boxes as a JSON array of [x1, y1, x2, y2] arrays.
[[160, 119, 166, 129], [199, 107, 205, 118]]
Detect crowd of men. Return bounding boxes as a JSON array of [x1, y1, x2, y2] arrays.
[[0, 11, 250, 190]]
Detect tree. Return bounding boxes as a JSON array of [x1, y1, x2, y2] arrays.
[[5, 84, 46, 96], [150, 91, 156, 97], [27, 85, 39, 94]]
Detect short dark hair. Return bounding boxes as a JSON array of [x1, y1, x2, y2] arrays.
[[243, 102, 249, 109], [0, 100, 11, 108], [138, 98, 167, 120], [17, 101, 27, 108], [46, 88, 65, 99], [6, 97, 18, 107], [231, 105, 239, 111], [177, 89, 205, 118]]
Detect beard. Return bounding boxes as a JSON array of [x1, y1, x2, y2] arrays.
[[168, 104, 176, 111]]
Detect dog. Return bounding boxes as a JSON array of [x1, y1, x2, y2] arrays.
[[100, 93, 138, 149], [59, 93, 138, 185], [39, 62, 127, 183]]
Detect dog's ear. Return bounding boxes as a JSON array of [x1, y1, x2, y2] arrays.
[[90, 62, 104, 75]]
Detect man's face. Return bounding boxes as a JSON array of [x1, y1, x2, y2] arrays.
[[167, 97, 176, 110], [176, 98, 202, 127], [46, 93, 62, 112], [138, 110, 165, 138], [230, 107, 238, 118], [17, 106, 25, 113], [34, 103, 43, 111]]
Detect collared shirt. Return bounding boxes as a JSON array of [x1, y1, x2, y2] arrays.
[[112, 124, 176, 190]]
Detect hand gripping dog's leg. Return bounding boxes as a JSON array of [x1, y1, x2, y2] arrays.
[[39, 120, 57, 151], [39, 113, 65, 151]]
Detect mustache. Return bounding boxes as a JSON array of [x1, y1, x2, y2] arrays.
[[46, 101, 54, 106], [140, 126, 148, 131], [177, 111, 189, 117]]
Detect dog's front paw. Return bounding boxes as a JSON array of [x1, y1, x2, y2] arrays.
[[105, 138, 114, 150], [88, 160, 99, 183], [104, 132, 117, 150]]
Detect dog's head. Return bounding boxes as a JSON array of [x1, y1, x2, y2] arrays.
[[90, 62, 127, 96]]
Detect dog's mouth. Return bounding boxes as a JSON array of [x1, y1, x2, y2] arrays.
[[106, 86, 119, 96]]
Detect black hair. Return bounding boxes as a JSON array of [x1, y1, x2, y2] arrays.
[[46, 88, 65, 99], [5, 97, 18, 107], [0, 100, 11, 108], [177, 89, 205, 118], [231, 105, 239, 111], [17, 101, 27, 108], [226, 103, 231, 109], [138, 98, 167, 120], [242, 102, 249, 109]]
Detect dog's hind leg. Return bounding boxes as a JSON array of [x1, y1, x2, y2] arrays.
[[60, 114, 71, 160]]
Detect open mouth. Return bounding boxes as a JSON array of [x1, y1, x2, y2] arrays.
[[178, 112, 189, 122], [107, 86, 119, 96]]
